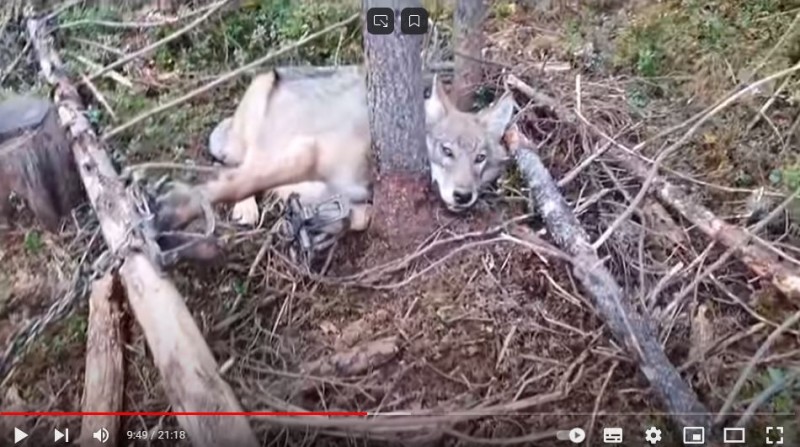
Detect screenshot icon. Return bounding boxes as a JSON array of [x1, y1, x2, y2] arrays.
[[683, 426, 705, 444], [603, 427, 623, 444], [366, 7, 394, 35], [723, 427, 745, 444], [400, 7, 429, 34]]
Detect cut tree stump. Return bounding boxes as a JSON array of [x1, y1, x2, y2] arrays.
[[0, 96, 84, 231]]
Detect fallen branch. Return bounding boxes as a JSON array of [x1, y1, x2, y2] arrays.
[[27, 16, 258, 447], [612, 148, 800, 301], [504, 127, 712, 431], [79, 273, 124, 447], [507, 73, 800, 301]]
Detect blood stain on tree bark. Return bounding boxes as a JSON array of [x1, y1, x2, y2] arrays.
[[360, 0, 439, 261]]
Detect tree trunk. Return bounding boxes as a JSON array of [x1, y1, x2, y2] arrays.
[[361, 0, 434, 256], [452, 0, 487, 111], [0, 96, 84, 231], [363, 0, 428, 175]]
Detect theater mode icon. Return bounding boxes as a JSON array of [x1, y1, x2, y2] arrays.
[[723, 427, 745, 444]]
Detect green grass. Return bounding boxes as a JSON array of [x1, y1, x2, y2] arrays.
[[56, 0, 363, 163], [614, 0, 798, 82]]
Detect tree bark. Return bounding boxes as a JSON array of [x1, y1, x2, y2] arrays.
[[362, 0, 428, 175], [27, 16, 258, 447], [505, 128, 713, 433], [79, 273, 124, 447], [0, 96, 84, 231], [452, 0, 487, 111]]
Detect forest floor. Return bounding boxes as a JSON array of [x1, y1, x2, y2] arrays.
[[1, 0, 800, 446]]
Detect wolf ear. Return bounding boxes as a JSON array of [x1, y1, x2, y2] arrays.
[[479, 91, 516, 142], [425, 75, 452, 125]]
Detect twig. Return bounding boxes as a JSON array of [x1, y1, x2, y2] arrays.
[[441, 427, 558, 445], [85, 0, 229, 83], [496, 325, 517, 370], [665, 187, 800, 317], [586, 362, 618, 447], [71, 53, 133, 88], [80, 73, 117, 121], [69, 36, 125, 56], [102, 12, 359, 140], [0, 41, 31, 86], [58, 1, 222, 31], [715, 308, 800, 424], [745, 75, 794, 133], [591, 62, 800, 250], [122, 161, 219, 177], [733, 368, 799, 428]]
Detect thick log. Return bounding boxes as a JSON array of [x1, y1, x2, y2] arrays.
[[26, 16, 258, 447], [452, 0, 487, 111], [505, 128, 713, 434], [0, 96, 84, 231], [79, 273, 124, 447]]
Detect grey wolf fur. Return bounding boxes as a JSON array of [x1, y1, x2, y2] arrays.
[[155, 65, 516, 239]]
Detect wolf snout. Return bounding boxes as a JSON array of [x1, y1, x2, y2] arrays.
[[453, 190, 474, 206]]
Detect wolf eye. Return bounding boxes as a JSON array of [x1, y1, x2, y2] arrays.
[[441, 145, 454, 157], [474, 153, 487, 164]]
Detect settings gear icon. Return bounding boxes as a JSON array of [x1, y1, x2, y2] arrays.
[[645, 426, 662, 444]]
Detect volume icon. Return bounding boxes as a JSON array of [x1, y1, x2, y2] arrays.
[[92, 428, 109, 444]]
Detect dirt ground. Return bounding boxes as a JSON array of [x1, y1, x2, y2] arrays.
[[1, 1, 800, 446]]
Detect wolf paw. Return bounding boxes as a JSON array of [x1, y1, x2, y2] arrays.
[[231, 197, 260, 226], [154, 182, 204, 231]]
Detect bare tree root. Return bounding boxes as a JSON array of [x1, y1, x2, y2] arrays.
[[504, 127, 712, 432]]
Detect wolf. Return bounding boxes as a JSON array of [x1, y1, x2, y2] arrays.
[[154, 65, 516, 243]]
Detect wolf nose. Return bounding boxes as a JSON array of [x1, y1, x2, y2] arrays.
[[453, 190, 474, 206]]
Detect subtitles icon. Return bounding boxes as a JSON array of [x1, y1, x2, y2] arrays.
[[366, 8, 394, 35], [603, 427, 623, 444], [400, 7, 429, 34]]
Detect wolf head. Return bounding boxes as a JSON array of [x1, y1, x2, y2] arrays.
[[424, 77, 516, 212]]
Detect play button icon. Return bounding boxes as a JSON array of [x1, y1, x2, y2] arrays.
[[14, 427, 28, 444]]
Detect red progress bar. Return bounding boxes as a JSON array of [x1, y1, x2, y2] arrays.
[[0, 411, 368, 417]]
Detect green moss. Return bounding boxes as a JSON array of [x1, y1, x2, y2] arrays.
[[614, 0, 797, 80]]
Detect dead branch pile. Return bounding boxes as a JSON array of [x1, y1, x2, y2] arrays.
[[1, 2, 800, 446]]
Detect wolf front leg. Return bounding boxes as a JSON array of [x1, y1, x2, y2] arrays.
[[156, 137, 319, 231]]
